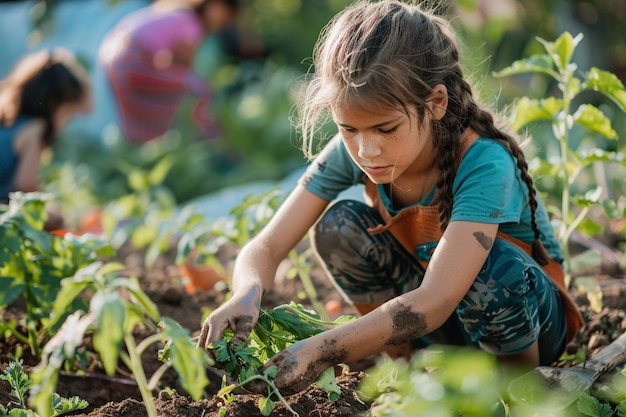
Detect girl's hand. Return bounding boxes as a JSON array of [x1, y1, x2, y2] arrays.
[[252, 337, 331, 396], [196, 284, 262, 353]]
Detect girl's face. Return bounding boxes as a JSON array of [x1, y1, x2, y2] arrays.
[[332, 102, 435, 186]]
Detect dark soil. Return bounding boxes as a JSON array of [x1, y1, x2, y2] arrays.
[[1, 232, 626, 417]]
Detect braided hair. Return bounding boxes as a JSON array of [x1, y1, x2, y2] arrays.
[[298, 0, 550, 265]]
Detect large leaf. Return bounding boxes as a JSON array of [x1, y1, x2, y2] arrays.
[[159, 317, 211, 400], [511, 97, 563, 131], [572, 104, 617, 139], [492, 54, 557, 79], [0, 278, 25, 308], [91, 293, 126, 376], [583, 67, 626, 112]]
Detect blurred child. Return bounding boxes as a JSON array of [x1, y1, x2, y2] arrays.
[[0, 48, 92, 230], [99, 0, 239, 143]]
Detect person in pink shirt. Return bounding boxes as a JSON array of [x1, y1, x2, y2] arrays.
[[99, 0, 238, 143]]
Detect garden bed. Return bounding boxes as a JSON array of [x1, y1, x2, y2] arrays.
[[1, 238, 625, 417]]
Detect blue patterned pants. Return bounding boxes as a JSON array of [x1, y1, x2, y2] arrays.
[[310, 200, 567, 365]]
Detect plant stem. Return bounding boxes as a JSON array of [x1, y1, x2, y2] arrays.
[[122, 335, 158, 417], [237, 374, 299, 417]]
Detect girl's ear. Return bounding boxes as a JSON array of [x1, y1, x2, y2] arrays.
[[428, 84, 448, 121]]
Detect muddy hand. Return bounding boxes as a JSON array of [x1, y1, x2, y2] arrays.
[[196, 291, 260, 357], [247, 339, 330, 396]]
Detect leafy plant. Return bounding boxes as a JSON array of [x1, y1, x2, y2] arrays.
[[0, 360, 87, 417], [361, 346, 503, 417], [212, 302, 354, 416], [0, 192, 115, 356], [494, 32, 626, 286], [29, 262, 213, 417]]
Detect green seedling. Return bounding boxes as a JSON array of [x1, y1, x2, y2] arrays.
[[494, 32, 626, 286], [30, 262, 213, 417], [0, 360, 87, 417], [211, 302, 354, 416], [0, 192, 115, 357]]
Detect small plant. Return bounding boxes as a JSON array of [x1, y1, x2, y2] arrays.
[[29, 262, 213, 417], [212, 302, 354, 416], [0, 360, 87, 417], [0, 192, 115, 357], [494, 32, 626, 286], [360, 346, 503, 417]]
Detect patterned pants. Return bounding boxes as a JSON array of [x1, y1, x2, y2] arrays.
[[310, 200, 567, 365]]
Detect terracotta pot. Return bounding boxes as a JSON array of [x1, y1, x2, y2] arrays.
[[178, 261, 224, 293]]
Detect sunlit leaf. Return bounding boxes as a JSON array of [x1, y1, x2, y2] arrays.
[[537, 32, 583, 74], [493, 54, 557, 79], [583, 67, 626, 112], [148, 156, 174, 186], [572, 104, 617, 139], [511, 97, 562, 131]]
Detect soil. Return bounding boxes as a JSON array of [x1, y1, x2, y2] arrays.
[[1, 231, 626, 417]]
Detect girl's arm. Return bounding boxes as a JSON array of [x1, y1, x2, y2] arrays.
[[198, 184, 330, 347], [262, 220, 499, 394]]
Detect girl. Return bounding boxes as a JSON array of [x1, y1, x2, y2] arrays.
[[197, 0, 583, 394], [0, 49, 91, 212], [99, 0, 239, 143]]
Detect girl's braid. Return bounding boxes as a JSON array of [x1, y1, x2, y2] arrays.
[[436, 74, 551, 265]]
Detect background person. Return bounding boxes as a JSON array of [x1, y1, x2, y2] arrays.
[[0, 48, 92, 229], [99, 0, 239, 143]]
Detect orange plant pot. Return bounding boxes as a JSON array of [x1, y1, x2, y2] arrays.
[[178, 261, 224, 294]]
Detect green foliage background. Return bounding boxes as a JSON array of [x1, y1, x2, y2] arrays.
[[9, 0, 626, 225]]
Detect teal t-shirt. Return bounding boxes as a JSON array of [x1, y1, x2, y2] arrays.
[[298, 134, 563, 263]]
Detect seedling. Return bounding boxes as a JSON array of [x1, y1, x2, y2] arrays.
[[0, 360, 87, 417], [211, 302, 354, 416], [494, 32, 626, 286], [0, 192, 115, 356], [29, 262, 213, 417]]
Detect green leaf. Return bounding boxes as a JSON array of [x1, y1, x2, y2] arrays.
[[130, 224, 157, 249], [258, 396, 275, 416], [148, 156, 174, 186], [492, 54, 557, 79], [511, 97, 562, 131], [572, 104, 617, 139], [537, 32, 583, 74], [583, 67, 626, 112], [91, 293, 126, 376], [316, 367, 341, 401], [118, 277, 160, 322], [573, 187, 603, 207], [263, 365, 277, 379], [0, 278, 25, 308], [577, 392, 613, 417], [159, 317, 210, 400], [50, 393, 88, 417], [128, 169, 149, 192]]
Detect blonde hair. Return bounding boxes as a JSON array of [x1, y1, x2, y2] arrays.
[[297, 0, 550, 265]]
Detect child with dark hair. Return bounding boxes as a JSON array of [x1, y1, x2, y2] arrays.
[[0, 48, 91, 209], [99, 0, 239, 143], [196, 0, 584, 394]]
